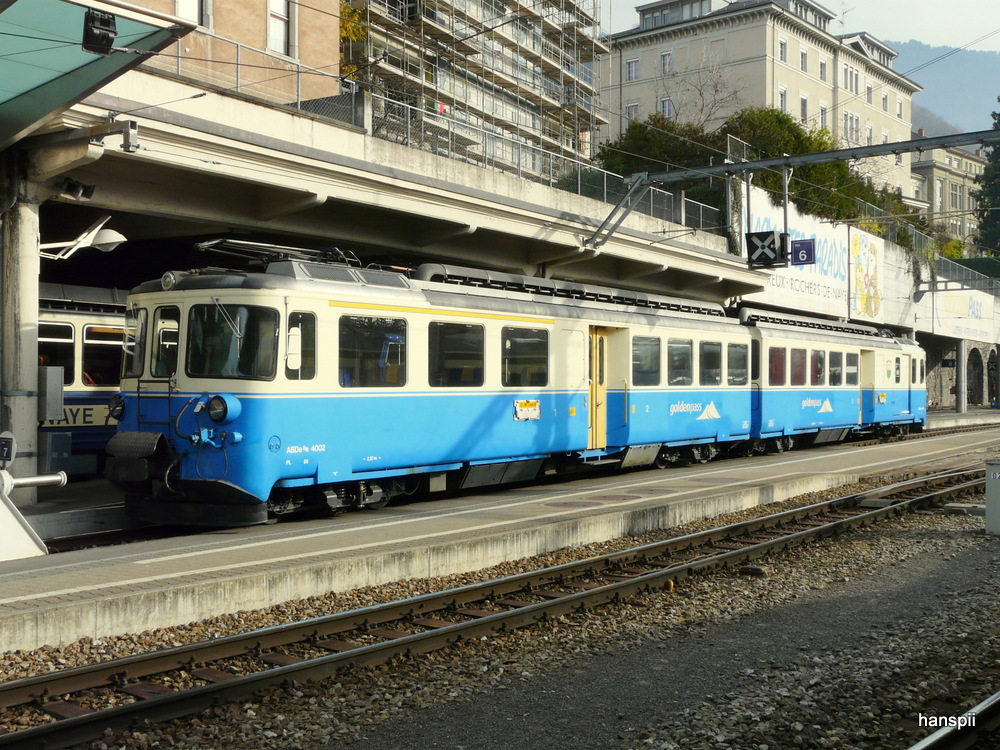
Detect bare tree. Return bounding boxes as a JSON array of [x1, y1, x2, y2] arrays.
[[653, 50, 746, 131]]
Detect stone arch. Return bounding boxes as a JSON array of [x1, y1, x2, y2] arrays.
[[967, 347, 985, 405]]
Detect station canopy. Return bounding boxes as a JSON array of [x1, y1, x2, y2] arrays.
[[0, 0, 192, 150]]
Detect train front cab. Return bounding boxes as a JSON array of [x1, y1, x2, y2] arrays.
[[858, 340, 926, 434]]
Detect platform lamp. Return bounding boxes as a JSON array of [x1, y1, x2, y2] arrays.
[[39, 215, 127, 260]]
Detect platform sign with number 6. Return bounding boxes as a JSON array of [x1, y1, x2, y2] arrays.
[[790, 238, 816, 266]]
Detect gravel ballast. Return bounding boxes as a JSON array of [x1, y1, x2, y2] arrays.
[[0, 466, 997, 749]]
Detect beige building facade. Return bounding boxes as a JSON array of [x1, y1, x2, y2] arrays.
[[910, 133, 988, 252], [599, 0, 921, 194]]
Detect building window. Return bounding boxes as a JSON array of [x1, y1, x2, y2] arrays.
[[176, 0, 203, 24], [819, 105, 828, 130], [779, 39, 787, 62], [778, 86, 787, 113], [882, 92, 888, 111], [866, 84, 873, 104], [658, 97, 675, 118], [625, 102, 640, 120], [866, 125, 873, 146], [897, 98, 904, 118], [800, 96, 808, 123], [950, 182, 962, 209], [660, 52, 673, 75], [819, 59, 827, 81], [625, 59, 639, 82], [800, 49, 808, 72], [268, 0, 291, 55]]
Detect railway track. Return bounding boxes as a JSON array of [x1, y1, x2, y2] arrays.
[[904, 688, 1000, 749], [0, 465, 986, 749]]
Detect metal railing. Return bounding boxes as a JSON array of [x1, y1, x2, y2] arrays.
[[935, 256, 1000, 297], [369, 93, 721, 231], [140, 34, 721, 233], [141, 36, 364, 128]]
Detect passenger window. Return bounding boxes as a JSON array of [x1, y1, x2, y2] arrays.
[[811, 350, 825, 386], [895, 357, 901, 384], [751, 340, 760, 382], [338, 316, 406, 387], [632, 336, 660, 386], [150, 307, 179, 380], [790, 348, 807, 386], [122, 307, 147, 379], [82, 325, 124, 387], [727, 343, 748, 386], [845, 352, 859, 386], [700, 341, 722, 386], [768, 346, 786, 386], [286, 312, 316, 380], [39, 322, 75, 385], [911, 358, 917, 384], [501, 327, 548, 387], [430, 322, 484, 387], [829, 352, 843, 386], [920, 359, 925, 383], [668, 339, 693, 385]]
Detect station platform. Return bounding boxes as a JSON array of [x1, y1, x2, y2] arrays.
[[2, 409, 1000, 653]]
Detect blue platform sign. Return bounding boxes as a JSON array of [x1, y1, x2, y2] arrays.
[[790, 238, 816, 266]]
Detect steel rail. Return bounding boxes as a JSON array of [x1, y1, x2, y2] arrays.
[[904, 688, 1000, 750], [0, 467, 985, 749]]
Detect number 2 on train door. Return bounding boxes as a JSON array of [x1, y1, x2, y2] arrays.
[[588, 327, 608, 450]]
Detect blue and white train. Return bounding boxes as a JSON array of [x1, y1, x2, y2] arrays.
[[105, 248, 926, 525], [38, 284, 127, 475]]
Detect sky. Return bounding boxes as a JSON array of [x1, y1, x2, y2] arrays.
[[603, 0, 1000, 54]]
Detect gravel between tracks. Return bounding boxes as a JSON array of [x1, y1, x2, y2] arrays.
[[1, 460, 997, 749]]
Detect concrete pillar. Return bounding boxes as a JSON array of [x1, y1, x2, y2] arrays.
[[0, 182, 41, 506], [956, 339, 967, 414]]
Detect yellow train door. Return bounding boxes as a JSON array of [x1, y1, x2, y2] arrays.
[[588, 327, 608, 450]]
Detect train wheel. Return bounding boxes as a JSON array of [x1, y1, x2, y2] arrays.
[[655, 448, 679, 469]]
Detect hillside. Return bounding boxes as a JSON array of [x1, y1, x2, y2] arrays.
[[888, 40, 1000, 133]]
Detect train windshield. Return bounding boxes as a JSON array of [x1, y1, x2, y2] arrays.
[[186, 303, 279, 379], [122, 307, 147, 378]]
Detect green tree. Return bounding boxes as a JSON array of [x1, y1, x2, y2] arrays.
[[971, 98, 1000, 256], [594, 106, 929, 250], [340, 1, 367, 79]]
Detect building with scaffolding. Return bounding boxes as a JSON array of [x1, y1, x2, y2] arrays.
[[347, 0, 608, 172]]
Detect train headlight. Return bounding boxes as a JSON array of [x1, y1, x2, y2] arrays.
[[161, 271, 187, 291], [207, 393, 241, 424], [108, 393, 125, 421]]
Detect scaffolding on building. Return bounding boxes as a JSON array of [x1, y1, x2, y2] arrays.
[[348, 0, 608, 174]]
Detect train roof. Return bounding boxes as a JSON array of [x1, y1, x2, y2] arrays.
[[738, 307, 889, 338], [40, 283, 129, 313], [133, 260, 728, 320]]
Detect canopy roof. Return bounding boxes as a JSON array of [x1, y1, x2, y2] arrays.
[[0, 0, 192, 150]]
